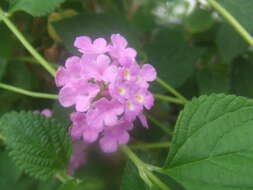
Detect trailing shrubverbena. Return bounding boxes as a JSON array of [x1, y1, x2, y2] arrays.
[[1, 0, 253, 189]]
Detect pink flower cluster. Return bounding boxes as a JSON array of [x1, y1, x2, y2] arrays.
[[56, 34, 156, 153]]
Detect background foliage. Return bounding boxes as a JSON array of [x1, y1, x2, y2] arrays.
[[1, 0, 253, 189]]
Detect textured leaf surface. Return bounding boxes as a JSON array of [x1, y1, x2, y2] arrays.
[[0, 111, 71, 180], [7, 0, 66, 16], [164, 94, 253, 190]]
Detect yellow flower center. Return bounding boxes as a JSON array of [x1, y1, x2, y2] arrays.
[[127, 100, 134, 110], [123, 69, 130, 80], [135, 95, 144, 103], [117, 87, 126, 95]]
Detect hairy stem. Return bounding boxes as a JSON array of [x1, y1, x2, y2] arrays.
[[0, 82, 58, 99], [208, 0, 253, 46], [154, 94, 185, 105], [130, 142, 170, 150], [156, 77, 188, 104], [0, 8, 56, 76], [121, 145, 171, 190]]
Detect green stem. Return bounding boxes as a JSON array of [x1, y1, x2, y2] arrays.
[[146, 114, 172, 136], [0, 82, 58, 99], [55, 172, 74, 183], [154, 94, 185, 105], [121, 145, 171, 190], [0, 8, 56, 76], [156, 77, 188, 104], [208, 0, 253, 46], [130, 142, 170, 150]]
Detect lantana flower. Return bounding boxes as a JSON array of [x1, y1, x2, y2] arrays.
[[56, 34, 156, 156]]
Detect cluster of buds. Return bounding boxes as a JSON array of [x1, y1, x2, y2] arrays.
[[55, 34, 156, 153]]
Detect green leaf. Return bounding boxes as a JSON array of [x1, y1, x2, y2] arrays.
[[121, 159, 149, 190], [146, 28, 205, 88], [121, 152, 184, 190], [37, 179, 61, 190], [0, 62, 33, 116], [196, 63, 231, 95], [216, 24, 248, 64], [7, 0, 66, 16], [53, 13, 139, 54], [0, 58, 7, 82], [0, 150, 22, 189], [184, 9, 214, 34], [218, 0, 253, 34], [164, 94, 253, 190], [0, 23, 15, 58], [0, 111, 71, 180], [231, 58, 253, 98]]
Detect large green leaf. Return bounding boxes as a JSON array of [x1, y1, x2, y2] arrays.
[[0, 111, 71, 180], [7, 0, 66, 16], [164, 94, 253, 190]]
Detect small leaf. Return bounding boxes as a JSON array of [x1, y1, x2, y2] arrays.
[[7, 0, 66, 16], [0, 111, 71, 180], [164, 94, 253, 190]]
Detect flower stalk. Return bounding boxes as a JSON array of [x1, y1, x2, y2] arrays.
[[0, 82, 58, 99], [0, 8, 56, 76], [208, 0, 253, 46], [130, 142, 170, 150], [156, 77, 188, 104], [121, 145, 171, 190]]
